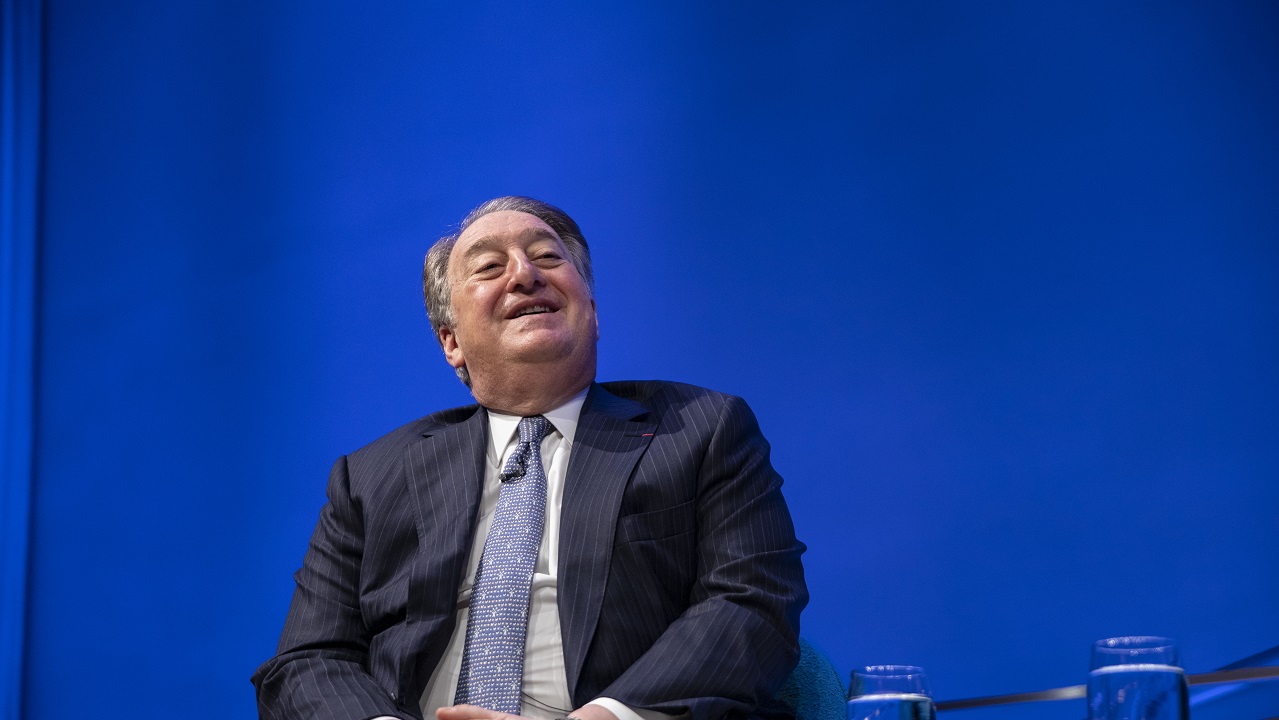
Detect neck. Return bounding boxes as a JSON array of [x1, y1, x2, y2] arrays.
[[469, 361, 594, 416]]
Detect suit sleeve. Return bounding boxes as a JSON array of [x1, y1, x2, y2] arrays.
[[251, 455, 416, 720], [598, 396, 809, 720]]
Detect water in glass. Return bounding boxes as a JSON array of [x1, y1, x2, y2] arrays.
[[847, 693, 934, 720], [1087, 664, 1188, 720]]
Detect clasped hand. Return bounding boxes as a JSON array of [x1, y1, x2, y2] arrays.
[[436, 703, 619, 720]]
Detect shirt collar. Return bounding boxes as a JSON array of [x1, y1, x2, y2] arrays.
[[485, 386, 590, 462]]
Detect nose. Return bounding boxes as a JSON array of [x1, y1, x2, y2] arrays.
[[506, 250, 544, 293]]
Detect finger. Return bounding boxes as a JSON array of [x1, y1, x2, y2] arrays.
[[438, 706, 510, 720], [436, 704, 507, 720]]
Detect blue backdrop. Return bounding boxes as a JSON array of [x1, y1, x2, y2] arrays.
[[9, 2, 1279, 719]]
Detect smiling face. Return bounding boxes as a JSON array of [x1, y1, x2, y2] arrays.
[[438, 210, 598, 407]]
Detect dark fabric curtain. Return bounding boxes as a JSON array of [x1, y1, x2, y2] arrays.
[[0, 0, 41, 717]]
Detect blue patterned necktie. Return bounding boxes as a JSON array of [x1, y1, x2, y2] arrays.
[[455, 415, 551, 713]]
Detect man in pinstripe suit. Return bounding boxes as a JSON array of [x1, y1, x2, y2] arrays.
[[253, 197, 808, 720]]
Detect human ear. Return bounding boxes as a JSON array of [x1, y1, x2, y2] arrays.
[[439, 326, 466, 369]]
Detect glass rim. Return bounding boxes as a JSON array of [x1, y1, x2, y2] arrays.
[[1093, 636, 1178, 652], [855, 664, 928, 679], [1090, 635, 1181, 671]]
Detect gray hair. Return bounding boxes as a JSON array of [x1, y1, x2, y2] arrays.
[[423, 196, 594, 385]]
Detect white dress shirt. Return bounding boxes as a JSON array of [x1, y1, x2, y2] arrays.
[[375, 389, 670, 720]]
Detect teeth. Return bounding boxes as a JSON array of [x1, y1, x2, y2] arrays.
[[517, 305, 551, 317]]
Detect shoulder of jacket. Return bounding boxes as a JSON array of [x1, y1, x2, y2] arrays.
[[345, 402, 483, 459], [597, 379, 743, 412]]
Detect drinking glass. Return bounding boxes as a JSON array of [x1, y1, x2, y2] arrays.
[[847, 665, 935, 720], [1087, 636, 1189, 720]]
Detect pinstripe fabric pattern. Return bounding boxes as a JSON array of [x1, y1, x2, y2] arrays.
[[253, 382, 807, 720]]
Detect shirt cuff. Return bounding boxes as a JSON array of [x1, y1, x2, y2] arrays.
[[588, 697, 682, 720]]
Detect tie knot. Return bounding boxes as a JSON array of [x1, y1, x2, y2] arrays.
[[500, 416, 551, 481], [517, 415, 550, 445]]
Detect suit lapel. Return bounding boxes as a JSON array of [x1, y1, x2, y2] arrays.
[[401, 405, 488, 692], [559, 384, 657, 699]]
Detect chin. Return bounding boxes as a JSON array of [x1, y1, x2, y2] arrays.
[[515, 340, 595, 368], [505, 332, 573, 355]]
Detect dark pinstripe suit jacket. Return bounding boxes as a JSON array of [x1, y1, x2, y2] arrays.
[[253, 381, 808, 720]]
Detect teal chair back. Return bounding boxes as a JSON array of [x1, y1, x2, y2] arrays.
[[771, 638, 848, 720]]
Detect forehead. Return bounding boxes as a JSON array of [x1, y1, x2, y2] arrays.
[[453, 210, 562, 258]]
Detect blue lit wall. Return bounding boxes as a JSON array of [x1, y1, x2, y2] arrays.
[[22, 2, 1279, 718]]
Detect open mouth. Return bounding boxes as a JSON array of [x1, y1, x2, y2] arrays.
[[513, 305, 556, 318]]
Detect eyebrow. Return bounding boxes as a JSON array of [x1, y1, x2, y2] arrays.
[[457, 227, 562, 260]]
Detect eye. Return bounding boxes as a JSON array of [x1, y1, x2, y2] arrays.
[[473, 260, 503, 276]]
